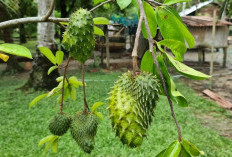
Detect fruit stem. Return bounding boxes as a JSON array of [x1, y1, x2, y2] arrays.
[[82, 63, 89, 114], [137, 0, 182, 141], [132, 11, 143, 74], [60, 57, 71, 114]]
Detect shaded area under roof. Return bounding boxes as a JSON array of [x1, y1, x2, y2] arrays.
[[182, 16, 232, 27]]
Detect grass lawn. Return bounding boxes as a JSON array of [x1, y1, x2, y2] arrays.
[[0, 71, 232, 157]]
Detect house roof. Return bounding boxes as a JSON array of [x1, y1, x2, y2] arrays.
[[182, 16, 232, 27], [179, 0, 214, 16]]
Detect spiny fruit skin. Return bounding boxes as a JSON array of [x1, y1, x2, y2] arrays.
[[62, 8, 95, 63], [107, 71, 159, 148], [49, 113, 72, 136], [70, 111, 98, 154]]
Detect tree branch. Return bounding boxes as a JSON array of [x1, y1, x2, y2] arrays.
[[137, 0, 182, 141], [0, 0, 114, 29], [146, 0, 166, 6], [90, 0, 114, 12], [132, 11, 144, 72], [42, 0, 56, 21], [0, 17, 69, 29]]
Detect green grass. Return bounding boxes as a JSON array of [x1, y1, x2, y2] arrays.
[[0, 72, 232, 157]]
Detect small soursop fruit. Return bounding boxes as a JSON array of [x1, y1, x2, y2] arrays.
[[70, 111, 98, 154], [49, 113, 71, 136], [107, 71, 159, 148], [62, 8, 95, 63]]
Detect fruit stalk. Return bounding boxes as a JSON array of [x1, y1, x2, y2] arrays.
[[60, 57, 71, 114], [137, 0, 182, 141], [132, 12, 144, 73], [82, 63, 89, 113]]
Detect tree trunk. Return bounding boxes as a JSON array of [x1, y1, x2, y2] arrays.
[[22, 0, 59, 90], [19, 24, 27, 44]]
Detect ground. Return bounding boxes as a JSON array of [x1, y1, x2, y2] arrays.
[[0, 41, 232, 156], [0, 69, 232, 156]]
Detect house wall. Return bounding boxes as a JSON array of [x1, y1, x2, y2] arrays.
[[189, 26, 229, 48]]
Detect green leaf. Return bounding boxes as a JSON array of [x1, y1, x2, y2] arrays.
[[94, 26, 104, 36], [0, 52, 9, 62], [94, 111, 103, 120], [155, 7, 195, 48], [140, 50, 154, 73], [162, 140, 181, 157], [116, 0, 132, 10], [170, 79, 188, 107], [56, 51, 64, 65], [40, 135, 58, 156], [164, 0, 191, 5], [181, 146, 192, 157], [48, 66, 58, 75], [182, 139, 204, 156], [70, 86, 77, 101], [60, 22, 68, 26], [57, 85, 71, 103], [69, 76, 83, 88], [132, 0, 139, 9], [91, 102, 104, 112], [157, 39, 187, 62], [154, 55, 188, 107], [141, 1, 157, 39], [52, 138, 58, 153], [165, 53, 211, 80], [156, 149, 167, 157], [0, 44, 32, 59], [29, 93, 48, 108], [38, 135, 57, 146], [56, 76, 64, 82], [39, 47, 56, 65], [47, 87, 61, 97], [93, 17, 110, 25], [94, 0, 105, 5]]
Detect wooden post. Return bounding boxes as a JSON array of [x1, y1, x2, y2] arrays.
[[198, 48, 202, 64], [105, 25, 110, 69], [223, 47, 227, 68], [209, 10, 217, 89]]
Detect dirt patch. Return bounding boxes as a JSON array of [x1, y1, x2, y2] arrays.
[[178, 64, 232, 103], [195, 113, 232, 139]]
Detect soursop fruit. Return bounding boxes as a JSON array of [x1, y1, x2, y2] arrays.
[[70, 111, 98, 153], [62, 8, 95, 63], [49, 113, 71, 136], [107, 71, 159, 148]]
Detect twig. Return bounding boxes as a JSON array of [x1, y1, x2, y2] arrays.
[[59, 57, 71, 113], [137, 0, 182, 141], [132, 11, 144, 72], [82, 64, 89, 114], [90, 0, 114, 12], [146, 0, 166, 6], [42, 0, 56, 21]]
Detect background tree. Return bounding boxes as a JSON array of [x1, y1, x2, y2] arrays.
[[22, 0, 59, 90], [0, 0, 23, 73]]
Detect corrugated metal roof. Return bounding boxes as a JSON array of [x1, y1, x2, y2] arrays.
[[179, 0, 213, 16], [182, 16, 232, 27]]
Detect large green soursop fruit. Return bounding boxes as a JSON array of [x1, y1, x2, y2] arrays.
[[49, 113, 71, 136], [70, 112, 98, 153], [107, 72, 159, 148], [62, 8, 95, 63]]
